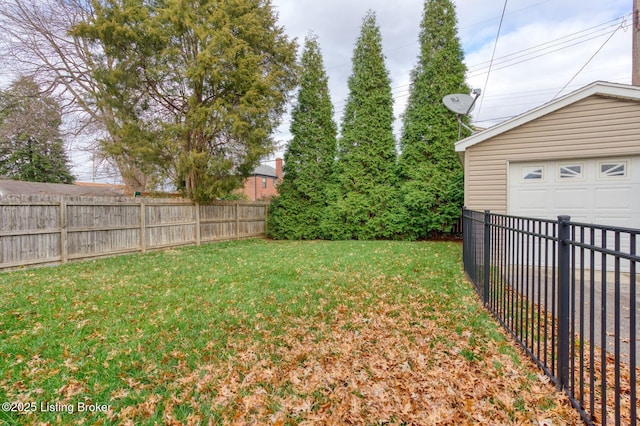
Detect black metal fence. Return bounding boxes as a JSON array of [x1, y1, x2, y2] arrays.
[[462, 208, 638, 425]]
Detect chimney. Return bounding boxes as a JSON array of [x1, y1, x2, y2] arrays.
[[275, 157, 283, 181]]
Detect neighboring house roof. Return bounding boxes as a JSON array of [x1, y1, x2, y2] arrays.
[[251, 164, 278, 178], [455, 81, 640, 153], [0, 180, 128, 198]]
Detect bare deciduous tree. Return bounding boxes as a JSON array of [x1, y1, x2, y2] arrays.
[[0, 0, 157, 190]]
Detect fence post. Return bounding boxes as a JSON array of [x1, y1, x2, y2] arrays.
[[195, 202, 201, 245], [264, 202, 269, 238], [60, 198, 68, 263], [557, 215, 571, 390], [235, 201, 240, 239], [483, 210, 491, 305], [462, 207, 467, 271], [140, 201, 146, 253]]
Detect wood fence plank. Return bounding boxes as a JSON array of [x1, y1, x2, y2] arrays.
[[0, 196, 267, 270]]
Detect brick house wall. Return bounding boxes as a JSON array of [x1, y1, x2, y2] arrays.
[[241, 158, 283, 201]]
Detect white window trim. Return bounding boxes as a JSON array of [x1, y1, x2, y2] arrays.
[[521, 165, 545, 182], [597, 160, 628, 180], [558, 163, 584, 181]]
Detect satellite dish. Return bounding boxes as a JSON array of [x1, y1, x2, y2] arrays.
[[442, 89, 481, 139], [442, 93, 476, 115]]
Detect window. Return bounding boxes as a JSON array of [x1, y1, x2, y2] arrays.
[[522, 166, 543, 181], [599, 161, 626, 178], [261, 177, 267, 188], [559, 164, 583, 179]]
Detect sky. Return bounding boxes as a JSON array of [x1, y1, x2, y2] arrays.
[[13, 0, 631, 182], [262, 0, 633, 167]]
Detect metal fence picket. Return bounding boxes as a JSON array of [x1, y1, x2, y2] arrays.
[[462, 208, 638, 426]]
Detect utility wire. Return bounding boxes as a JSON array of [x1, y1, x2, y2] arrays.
[[331, 14, 627, 115], [476, 0, 508, 119], [472, 73, 630, 125], [467, 15, 628, 72], [291, 10, 629, 131], [468, 28, 627, 78], [467, 17, 629, 77], [551, 21, 625, 100], [458, 0, 553, 31]]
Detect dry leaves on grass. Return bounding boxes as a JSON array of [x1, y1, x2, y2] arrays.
[[498, 292, 640, 425], [569, 341, 640, 425], [138, 299, 584, 425]]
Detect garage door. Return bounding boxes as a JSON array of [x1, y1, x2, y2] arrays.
[[508, 156, 640, 230]]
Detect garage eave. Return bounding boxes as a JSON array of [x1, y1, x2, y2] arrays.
[[454, 81, 640, 153]]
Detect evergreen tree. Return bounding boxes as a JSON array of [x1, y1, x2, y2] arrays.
[[74, 0, 297, 202], [398, 0, 469, 239], [268, 35, 337, 240], [324, 11, 400, 240], [0, 76, 75, 184]]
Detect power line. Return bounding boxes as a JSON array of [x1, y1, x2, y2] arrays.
[[458, 0, 553, 31], [476, 0, 508, 119], [467, 15, 627, 69], [551, 20, 625, 100], [280, 7, 630, 139], [471, 73, 630, 126], [466, 15, 629, 76], [327, 15, 630, 116], [319, 10, 631, 122], [467, 30, 628, 79]]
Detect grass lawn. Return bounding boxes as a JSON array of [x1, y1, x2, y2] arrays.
[[0, 239, 581, 425]]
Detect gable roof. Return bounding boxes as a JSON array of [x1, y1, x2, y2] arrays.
[[455, 81, 640, 152], [251, 164, 277, 178]]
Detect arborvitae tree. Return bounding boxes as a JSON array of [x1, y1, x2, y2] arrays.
[[0, 76, 75, 184], [268, 35, 337, 239], [397, 0, 470, 239], [324, 11, 400, 240]]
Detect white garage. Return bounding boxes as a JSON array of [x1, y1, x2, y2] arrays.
[[455, 81, 640, 231], [508, 156, 640, 229]]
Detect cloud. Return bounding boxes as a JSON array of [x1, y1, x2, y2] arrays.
[[270, 0, 634, 148], [271, 0, 426, 151], [464, 11, 631, 124], [7, 0, 631, 180]]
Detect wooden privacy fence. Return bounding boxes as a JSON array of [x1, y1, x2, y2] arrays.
[[0, 196, 268, 270]]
